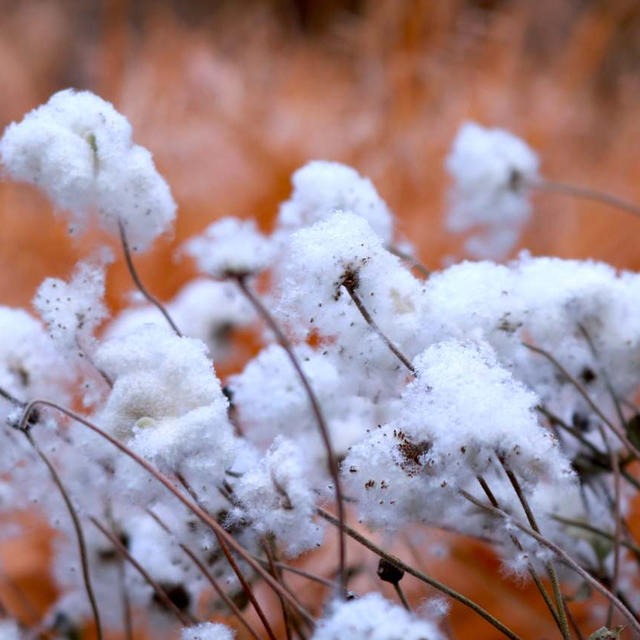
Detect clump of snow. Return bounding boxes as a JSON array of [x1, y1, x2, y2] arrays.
[[181, 623, 234, 640], [278, 160, 394, 243], [0, 306, 71, 416], [343, 340, 575, 530], [445, 122, 539, 258], [107, 278, 254, 360], [33, 260, 108, 356], [0, 88, 175, 250], [312, 593, 443, 640], [94, 324, 237, 509], [230, 436, 324, 556], [185, 217, 274, 278]]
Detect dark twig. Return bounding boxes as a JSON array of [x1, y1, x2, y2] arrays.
[[477, 476, 563, 633], [523, 343, 640, 458], [21, 430, 103, 640], [90, 517, 193, 626], [316, 506, 523, 640], [459, 489, 640, 635], [342, 282, 415, 374], [530, 178, 640, 219], [498, 461, 570, 640], [386, 245, 431, 278], [147, 509, 261, 640], [174, 477, 278, 640], [233, 275, 347, 597], [118, 220, 182, 337], [19, 400, 316, 629], [263, 539, 294, 640]]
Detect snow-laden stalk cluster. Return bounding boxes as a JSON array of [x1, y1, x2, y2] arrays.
[[0, 89, 639, 640]]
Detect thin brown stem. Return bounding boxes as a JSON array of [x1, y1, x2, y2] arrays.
[[393, 582, 411, 611], [90, 517, 193, 626], [252, 557, 336, 589], [118, 220, 182, 337], [147, 509, 261, 640], [0, 386, 24, 407], [263, 540, 293, 640], [343, 284, 416, 374], [233, 275, 347, 596], [530, 178, 640, 218], [459, 489, 640, 635], [563, 598, 585, 640], [550, 516, 640, 561], [22, 431, 103, 640], [576, 323, 625, 430], [316, 506, 523, 640], [499, 462, 570, 640], [607, 445, 622, 628], [386, 245, 431, 278], [477, 476, 562, 633], [173, 481, 277, 640], [18, 400, 315, 629], [536, 405, 603, 458], [523, 343, 640, 458], [116, 556, 133, 640]]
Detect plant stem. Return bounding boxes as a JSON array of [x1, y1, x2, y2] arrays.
[[343, 283, 415, 374], [499, 462, 571, 640], [523, 343, 640, 458], [90, 517, 194, 627], [550, 516, 640, 561], [233, 274, 347, 597], [19, 400, 315, 629], [174, 476, 278, 640], [529, 178, 640, 218], [118, 220, 182, 336], [316, 506, 523, 640], [477, 476, 563, 633], [22, 430, 103, 640], [386, 244, 431, 278], [459, 489, 640, 635], [263, 539, 294, 640], [148, 509, 262, 640]]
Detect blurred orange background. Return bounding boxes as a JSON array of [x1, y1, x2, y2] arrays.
[[1, 1, 639, 638]]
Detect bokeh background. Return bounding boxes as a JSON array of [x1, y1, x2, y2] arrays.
[[1, 0, 639, 638]]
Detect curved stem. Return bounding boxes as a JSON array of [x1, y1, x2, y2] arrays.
[[530, 178, 640, 218], [263, 539, 293, 640], [459, 489, 640, 635], [174, 474, 279, 640], [22, 431, 103, 640], [499, 462, 570, 640], [233, 275, 347, 597], [343, 284, 415, 374], [477, 476, 563, 633], [90, 517, 193, 627], [18, 400, 315, 629], [523, 342, 640, 458], [386, 245, 431, 278], [316, 506, 523, 640], [118, 220, 182, 337], [147, 509, 261, 640]]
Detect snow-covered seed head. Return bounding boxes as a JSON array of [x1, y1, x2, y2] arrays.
[[311, 593, 444, 640], [184, 216, 274, 279], [278, 160, 394, 243], [445, 121, 539, 258], [181, 622, 235, 640], [0, 89, 176, 251]]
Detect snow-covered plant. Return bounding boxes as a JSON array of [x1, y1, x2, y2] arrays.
[[0, 88, 176, 250], [1, 88, 640, 640]]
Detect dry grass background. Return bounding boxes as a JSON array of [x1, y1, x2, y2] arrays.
[[0, 0, 639, 637]]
